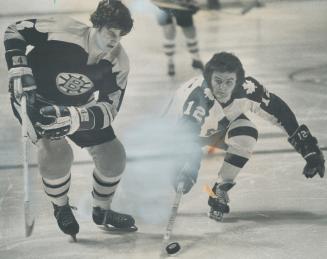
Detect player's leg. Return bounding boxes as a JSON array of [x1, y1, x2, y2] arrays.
[[208, 115, 258, 221], [207, 0, 221, 10], [86, 138, 136, 230], [37, 138, 79, 238], [157, 9, 176, 76], [175, 10, 204, 71]]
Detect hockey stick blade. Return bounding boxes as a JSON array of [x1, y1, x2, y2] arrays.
[[23, 183, 35, 237]]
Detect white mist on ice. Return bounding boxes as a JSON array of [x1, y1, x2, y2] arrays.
[[112, 117, 197, 225]]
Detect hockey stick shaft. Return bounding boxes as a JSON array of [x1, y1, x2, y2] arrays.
[[159, 181, 184, 257], [163, 181, 184, 242], [19, 82, 35, 237]]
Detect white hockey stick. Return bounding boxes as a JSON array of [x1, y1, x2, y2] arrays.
[[159, 180, 184, 257], [20, 87, 35, 237]]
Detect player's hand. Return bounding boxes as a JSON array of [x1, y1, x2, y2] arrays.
[[8, 67, 36, 105], [288, 124, 325, 178], [174, 163, 198, 194], [35, 105, 81, 140], [303, 152, 325, 178]]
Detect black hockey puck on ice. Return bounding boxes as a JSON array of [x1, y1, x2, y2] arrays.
[[166, 242, 181, 255]]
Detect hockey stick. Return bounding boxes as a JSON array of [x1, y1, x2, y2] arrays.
[[20, 85, 35, 237], [159, 180, 184, 257]]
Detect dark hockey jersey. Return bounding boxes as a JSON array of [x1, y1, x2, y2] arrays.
[[4, 17, 129, 130], [165, 76, 299, 138]]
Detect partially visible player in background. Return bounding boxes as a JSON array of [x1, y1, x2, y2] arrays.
[[153, 0, 204, 76], [207, 0, 221, 10], [3, 0, 136, 240], [165, 52, 325, 221]]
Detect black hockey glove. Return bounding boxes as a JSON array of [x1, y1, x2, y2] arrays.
[[35, 105, 95, 140], [288, 124, 325, 178]]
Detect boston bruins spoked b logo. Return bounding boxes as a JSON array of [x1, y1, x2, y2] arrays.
[[56, 73, 94, 96]]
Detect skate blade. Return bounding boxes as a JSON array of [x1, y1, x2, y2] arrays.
[[101, 224, 138, 233], [70, 234, 77, 242], [208, 211, 224, 222]]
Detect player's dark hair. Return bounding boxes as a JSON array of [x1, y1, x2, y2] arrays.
[[204, 52, 245, 88], [90, 0, 133, 36]]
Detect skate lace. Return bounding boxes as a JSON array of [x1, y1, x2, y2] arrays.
[[215, 188, 229, 204]]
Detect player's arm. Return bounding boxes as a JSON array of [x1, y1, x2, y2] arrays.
[[4, 19, 48, 69], [247, 76, 325, 178], [35, 59, 128, 139], [172, 89, 208, 194], [4, 19, 48, 140], [4, 19, 47, 103]]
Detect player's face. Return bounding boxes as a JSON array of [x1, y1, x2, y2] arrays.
[[96, 27, 122, 50], [210, 71, 237, 103]]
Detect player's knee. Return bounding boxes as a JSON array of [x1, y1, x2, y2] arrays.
[[225, 119, 258, 158], [163, 24, 176, 39], [88, 139, 126, 178], [37, 138, 74, 178]]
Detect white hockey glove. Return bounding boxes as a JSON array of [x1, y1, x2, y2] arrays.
[[35, 105, 93, 140], [174, 164, 198, 194], [288, 124, 325, 178], [8, 67, 36, 105], [173, 150, 202, 194]]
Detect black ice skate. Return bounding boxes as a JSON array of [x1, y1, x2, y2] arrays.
[[168, 63, 175, 76], [53, 202, 79, 241], [208, 182, 235, 222], [192, 59, 204, 71], [93, 207, 137, 232]]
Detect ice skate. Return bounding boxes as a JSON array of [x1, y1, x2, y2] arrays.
[[93, 207, 137, 232], [208, 182, 235, 221], [53, 202, 79, 241], [192, 59, 204, 71]]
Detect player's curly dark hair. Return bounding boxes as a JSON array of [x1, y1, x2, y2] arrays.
[[204, 52, 245, 88], [90, 0, 133, 36]]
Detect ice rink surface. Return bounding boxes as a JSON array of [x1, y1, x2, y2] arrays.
[[0, 1, 327, 258]]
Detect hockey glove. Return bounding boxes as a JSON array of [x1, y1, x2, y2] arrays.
[[174, 162, 199, 194], [8, 67, 36, 105], [288, 124, 325, 178], [35, 105, 94, 140]]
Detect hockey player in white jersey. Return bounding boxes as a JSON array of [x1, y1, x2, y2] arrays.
[[167, 52, 325, 221], [4, 0, 136, 240]]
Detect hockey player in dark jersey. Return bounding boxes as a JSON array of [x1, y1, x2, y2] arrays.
[[4, 0, 136, 240], [153, 0, 204, 76], [166, 52, 325, 221]]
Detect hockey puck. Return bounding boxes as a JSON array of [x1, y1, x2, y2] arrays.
[[166, 242, 181, 255]]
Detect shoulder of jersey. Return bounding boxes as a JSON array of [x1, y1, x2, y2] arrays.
[[35, 16, 89, 36], [176, 76, 204, 98], [239, 76, 265, 102]]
